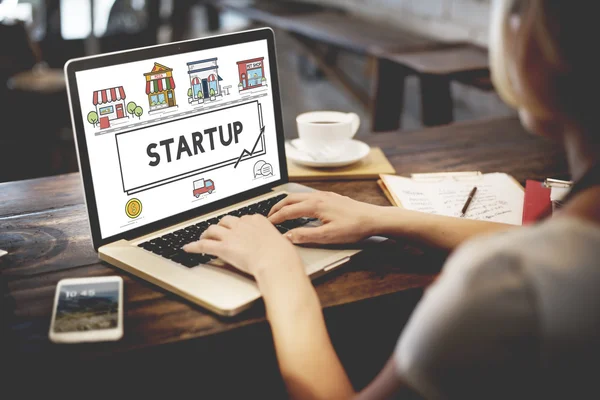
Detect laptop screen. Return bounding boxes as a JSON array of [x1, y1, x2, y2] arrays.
[[75, 38, 282, 239]]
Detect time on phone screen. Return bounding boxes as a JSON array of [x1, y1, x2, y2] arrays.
[[53, 282, 119, 333]]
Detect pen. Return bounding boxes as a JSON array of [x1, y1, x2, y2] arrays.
[[460, 186, 478, 217]]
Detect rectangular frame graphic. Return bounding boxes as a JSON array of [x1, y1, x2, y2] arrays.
[[115, 100, 265, 195]]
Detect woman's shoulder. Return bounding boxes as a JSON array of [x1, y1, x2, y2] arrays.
[[446, 216, 600, 281], [394, 218, 600, 399], [444, 217, 600, 336]]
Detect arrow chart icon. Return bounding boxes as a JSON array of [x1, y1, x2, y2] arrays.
[[234, 124, 266, 169], [234, 102, 266, 169]]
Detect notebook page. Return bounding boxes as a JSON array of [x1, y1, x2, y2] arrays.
[[380, 173, 524, 225]]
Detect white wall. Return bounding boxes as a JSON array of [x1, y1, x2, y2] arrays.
[[305, 0, 492, 47]]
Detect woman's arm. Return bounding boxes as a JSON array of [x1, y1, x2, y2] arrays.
[[256, 265, 354, 400], [376, 207, 514, 251], [184, 215, 354, 399], [268, 192, 515, 252]]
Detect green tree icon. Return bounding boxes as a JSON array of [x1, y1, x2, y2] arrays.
[[187, 88, 192, 97], [87, 111, 98, 127], [134, 106, 143, 119], [127, 101, 137, 117], [197, 90, 203, 99]]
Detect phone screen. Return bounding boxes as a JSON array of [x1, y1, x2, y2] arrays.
[[53, 281, 120, 333]]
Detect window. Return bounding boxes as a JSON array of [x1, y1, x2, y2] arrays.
[[150, 95, 158, 106], [193, 83, 202, 98], [247, 68, 263, 87], [60, 0, 92, 39], [209, 80, 218, 94], [158, 93, 166, 104], [99, 106, 114, 115]]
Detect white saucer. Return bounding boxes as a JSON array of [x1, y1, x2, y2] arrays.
[[286, 138, 370, 168]]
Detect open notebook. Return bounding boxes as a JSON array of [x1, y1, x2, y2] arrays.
[[379, 172, 525, 225]]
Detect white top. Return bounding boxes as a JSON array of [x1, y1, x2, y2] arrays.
[[394, 217, 600, 399]]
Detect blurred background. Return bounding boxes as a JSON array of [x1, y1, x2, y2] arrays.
[[0, 0, 515, 183]]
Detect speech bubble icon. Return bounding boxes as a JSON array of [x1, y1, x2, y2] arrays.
[[254, 160, 266, 178], [261, 163, 273, 176]]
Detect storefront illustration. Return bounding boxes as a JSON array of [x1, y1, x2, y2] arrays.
[[88, 86, 129, 129], [237, 57, 267, 91], [143, 63, 177, 113], [186, 58, 224, 104]]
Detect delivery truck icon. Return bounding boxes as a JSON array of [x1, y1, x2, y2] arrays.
[[193, 178, 215, 198]]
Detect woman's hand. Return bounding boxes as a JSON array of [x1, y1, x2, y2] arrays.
[[183, 214, 303, 279], [268, 191, 384, 244]]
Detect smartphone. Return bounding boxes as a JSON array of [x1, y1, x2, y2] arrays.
[[49, 276, 124, 343]]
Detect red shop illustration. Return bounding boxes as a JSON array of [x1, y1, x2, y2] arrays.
[[236, 57, 267, 91], [92, 86, 128, 129]]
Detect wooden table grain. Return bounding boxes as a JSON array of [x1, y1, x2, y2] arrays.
[[0, 117, 568, 396]]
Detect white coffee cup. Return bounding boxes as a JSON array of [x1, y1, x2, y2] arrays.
[[296, 111, 360, 154]]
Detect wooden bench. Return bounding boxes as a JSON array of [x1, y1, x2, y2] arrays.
[[215, 0, 491, 131], [373, 44, 491, 130]]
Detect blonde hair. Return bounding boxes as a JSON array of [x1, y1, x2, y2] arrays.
[[490, 0, 596, 126], [490, 0, 521, 108]]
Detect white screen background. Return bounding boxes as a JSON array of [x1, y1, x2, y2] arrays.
[[75, 39, 281, 238]]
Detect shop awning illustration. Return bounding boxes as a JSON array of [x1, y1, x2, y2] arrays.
[[190, 75, 223, 85], [93, 86, 126, 105], [146, 76, 176, 94]]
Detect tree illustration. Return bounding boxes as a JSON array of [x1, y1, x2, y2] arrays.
[[134, 106, 143, 119], [187, 88, 192, 97], [87, 111, 98, 127], [127, 101, 137, 116], [209, 88, 216, 98], [197, 90, 203, 99]]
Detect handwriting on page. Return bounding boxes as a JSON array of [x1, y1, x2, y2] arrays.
[[383, 173, 524, 225], [398, 189, 437, 214], [437, 185, 512, 221]]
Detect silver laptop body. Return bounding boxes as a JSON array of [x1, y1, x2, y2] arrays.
[[65, 28, 372, 316]]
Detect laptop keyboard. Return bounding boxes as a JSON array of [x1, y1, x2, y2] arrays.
[[137, 193, 313, 268]]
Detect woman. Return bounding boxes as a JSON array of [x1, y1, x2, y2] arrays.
[[185, 0, 600, 398]]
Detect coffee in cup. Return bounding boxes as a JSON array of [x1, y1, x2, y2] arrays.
[[296, 111, 360, 157]]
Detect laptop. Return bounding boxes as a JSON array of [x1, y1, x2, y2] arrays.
[[65, 28, 373, 316]]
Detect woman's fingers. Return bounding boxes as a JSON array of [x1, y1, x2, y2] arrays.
[[285, 225, 334, 244], [218, 215, 238, 228], [200, 224, 229, 241], [269, 202, 317, 225], [183, 238, 223, 255], [268, 193, 312, 217]]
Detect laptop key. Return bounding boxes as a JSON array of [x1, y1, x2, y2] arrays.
[[169, 251, 210, 267], [195, 221, 209, 229], [280, 218, 309, 230], [178, 258, 199, 268], [162, 248, 180, 259], [275, 225, 289, 234]]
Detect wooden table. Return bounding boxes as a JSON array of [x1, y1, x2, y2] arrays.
[[1, 117, 568, 397]]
